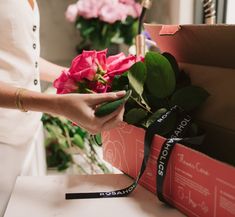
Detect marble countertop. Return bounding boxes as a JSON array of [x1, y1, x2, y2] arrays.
[[4, 174, 185, 217]]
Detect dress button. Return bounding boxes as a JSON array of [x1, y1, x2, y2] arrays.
[[35, 61, 38, 68], [34, 79, 38, 85], [33, 43, 36, 49], [33, 25, 37, 32]]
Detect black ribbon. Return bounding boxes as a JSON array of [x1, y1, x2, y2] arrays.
[[65, 106, 204, 202]]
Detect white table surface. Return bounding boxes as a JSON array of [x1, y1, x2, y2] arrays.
[[4, 174, 185, 217]]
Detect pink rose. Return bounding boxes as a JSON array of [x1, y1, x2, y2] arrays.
[[69, 50, 98, 81], [99, 2, 128, 24], [54, 49, 141, 95], [118, 0, 141, 18], [106, 53, 137, 77], [89, 82, 110, 93], [119, 0, 135, 4], [96, 49, 108, 72], [65, 4, 78, 22], [76, 0, 102, 19], [69, 49, 109, 82], [125, 3, 142, 18], [53, 70, 78, 94]]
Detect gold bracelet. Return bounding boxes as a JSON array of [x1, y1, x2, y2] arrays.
[[15, 88, 28, 112]]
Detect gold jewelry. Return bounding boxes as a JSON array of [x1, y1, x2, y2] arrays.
[[15, 88, 28, 112]]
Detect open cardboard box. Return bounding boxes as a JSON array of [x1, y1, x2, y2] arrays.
[[102, 24, 235, 217]]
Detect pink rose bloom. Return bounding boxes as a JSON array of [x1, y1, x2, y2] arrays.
[[126, 3, 142, 18], [54, 49, 141, 94], [119, 0, 135, 4], [53, 70, 78, 94], [119, 0, 141, 18], [99, 2, 128, 23], [106, 52, 137, 77], [69, 50, 98, 81], [76, 0, 103, 19], [96, 49, 108, 72], [69, 50, 109, 82], [89, 82, 109, 93], [65, 3, 78, 22]]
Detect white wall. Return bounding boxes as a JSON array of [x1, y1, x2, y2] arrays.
[[226, 0, 235, 24], [147, 0, 194, 24], [37, 0, 79, 66], [178, 0, 194, 24]]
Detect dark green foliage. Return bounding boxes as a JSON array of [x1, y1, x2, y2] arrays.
[[42, 114, 109, 173], [110, 51, 209, 137], [145, 52, 176, 98], [95, 90, 132, 117], [171, 86, 209, 111], [76, 17, 138, 52]]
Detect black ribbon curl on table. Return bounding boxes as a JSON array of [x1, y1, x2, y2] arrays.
[[65, 105, 204, 203]]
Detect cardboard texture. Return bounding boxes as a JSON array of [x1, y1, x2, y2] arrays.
[[103, 24, 235, 217]]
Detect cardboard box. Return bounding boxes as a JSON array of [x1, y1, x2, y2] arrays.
[[102, 24, 235, 217]]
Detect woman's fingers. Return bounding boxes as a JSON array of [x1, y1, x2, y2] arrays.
[[63, 92, 126, 134], [83, 106, 124, 134], [101, 106, 125, 131], [88, 90, 126, 105], [97, 104, 125, 123]]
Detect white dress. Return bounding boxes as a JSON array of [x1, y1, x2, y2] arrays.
[[0, 1, 45, 216]]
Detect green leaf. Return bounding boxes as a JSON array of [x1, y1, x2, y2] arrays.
[[125, 108, 148, 125], [128, 62, 147, 97], [145, 52, 176, 98], [175, 70, 191, 90], [145, 94, 169, 111], [95, 90, 132, 117], [72, 134, 84, 149], [145, 108, 167, 128], [171, 86, 209, 111], [81, 26, 95, 37], [139, 93, 151, 111], [94, 134, 102, 146], [162, 52, 180, 79], [111, 73, 129, 91]]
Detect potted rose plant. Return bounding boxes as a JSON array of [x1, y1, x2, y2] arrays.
[[65, 0, 141, 52]]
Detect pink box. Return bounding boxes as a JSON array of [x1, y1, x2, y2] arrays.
[[102, 124, 235, 217], [103, 24, 235, 217]]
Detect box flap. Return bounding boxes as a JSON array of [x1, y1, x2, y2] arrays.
[[144, 24, 235, 69]]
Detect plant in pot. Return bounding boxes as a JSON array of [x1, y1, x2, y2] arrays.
[[65, 0, 142, 53]]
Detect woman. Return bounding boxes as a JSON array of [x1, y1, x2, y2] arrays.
[[0, 1, 125, 215]]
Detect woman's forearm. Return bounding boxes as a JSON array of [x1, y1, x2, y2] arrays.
[[39, 57, 68, 83], [0, 81, 60, 114], [0, 81, 126, 134]]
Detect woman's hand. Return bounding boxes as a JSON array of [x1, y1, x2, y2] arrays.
[[56, 91, 126, 134], [0, 81, 126, 134]]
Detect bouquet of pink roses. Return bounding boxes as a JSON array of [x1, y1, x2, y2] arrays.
[[65, 0, 141, 52], [54, 49, 139, 94], [54, 49, 209, 137]]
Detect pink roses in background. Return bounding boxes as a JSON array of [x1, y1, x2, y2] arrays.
[[65, 0, 141, 24], [65, 0, 141, 52], [54, 49, 139, 94]]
